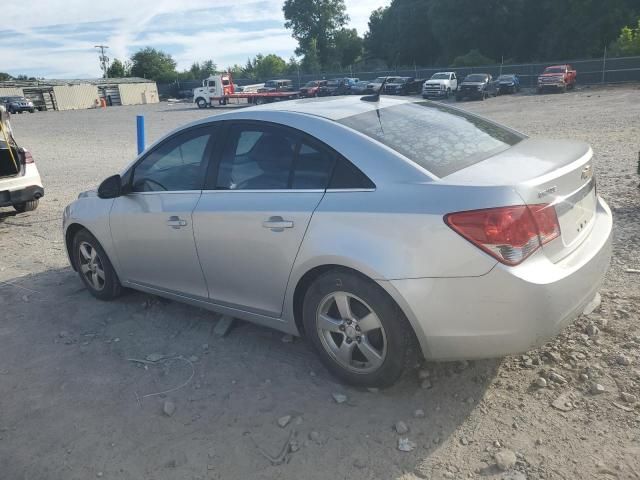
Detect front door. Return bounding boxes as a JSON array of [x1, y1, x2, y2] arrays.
[[110, 125, 216, 298], [193, 122, 336, 317]]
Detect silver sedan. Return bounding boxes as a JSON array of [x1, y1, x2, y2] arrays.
[[63, 97, 612, 387]]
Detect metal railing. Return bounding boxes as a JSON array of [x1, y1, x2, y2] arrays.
[[158, 55, 640, 96]]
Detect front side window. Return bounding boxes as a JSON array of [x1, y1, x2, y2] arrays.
[[131, 128, 212, 192]]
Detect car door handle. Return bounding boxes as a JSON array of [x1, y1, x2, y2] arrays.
[[167, 216, 187, 229], [262, 216, 294, 230]]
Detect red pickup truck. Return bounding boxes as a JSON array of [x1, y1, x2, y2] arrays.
[[537, 65, 576, 93]]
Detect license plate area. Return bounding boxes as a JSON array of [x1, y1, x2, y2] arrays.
[[555, 178, 597, 247]]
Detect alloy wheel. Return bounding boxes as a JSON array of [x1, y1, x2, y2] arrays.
[[78, 241, 106, 291], [316, 292, 387, 374]]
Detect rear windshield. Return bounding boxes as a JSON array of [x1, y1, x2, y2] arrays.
[[338, 101, 524, 177]]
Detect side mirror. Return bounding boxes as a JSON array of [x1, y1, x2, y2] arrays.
[[98, 174, 122, 199]]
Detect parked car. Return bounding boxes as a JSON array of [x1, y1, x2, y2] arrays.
[[350, 80, 371, 95], [496, 74, 520, 94], [317, 78, 350, 96], [342, 77, 360, 93], [422, 72, 458, 99], [0, 106, 44, 212], [258, 79, 294, 93], [365, 76, 400, 94], [383, 77, 424, 95], [537, 65, 577, 93], [456, 74, 497, 101], [299, 80, 327, 98], [0, 96, 35, 114], [63, 96, 612, 387]]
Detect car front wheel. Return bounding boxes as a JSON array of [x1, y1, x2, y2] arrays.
[[73, 229, 122, 301], [302, 269, 416, 388]]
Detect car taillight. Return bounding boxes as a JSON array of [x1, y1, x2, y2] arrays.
[[23, 150, 34, 163], [444, 204, 560, 266]]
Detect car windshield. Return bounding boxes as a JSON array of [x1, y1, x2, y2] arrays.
[[304, 81, 318, 87], [339, 102, 524, 177], [464, 74, 487, 82], [264, 81, 276, 87], [373, 77, 387, 83], [8, 97, 25, 102], [544, 67, 565, 73], [498, 75, 515, 81], [431, 73, 450, 79], [327, 80, 340, 87]]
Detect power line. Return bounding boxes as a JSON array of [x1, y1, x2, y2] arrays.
[[94, 45, 110, 78]]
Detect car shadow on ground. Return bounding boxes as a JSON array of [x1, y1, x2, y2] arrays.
[[0, 267, 501, 480]]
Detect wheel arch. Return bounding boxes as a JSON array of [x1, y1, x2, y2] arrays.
[[290, 263, 424, 358]]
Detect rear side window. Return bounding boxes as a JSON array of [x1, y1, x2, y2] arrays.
[[338, 102, 523, 177], [328, 157, 375, 189], [291, 142, 334, 189], [216, 127, 297, 190]]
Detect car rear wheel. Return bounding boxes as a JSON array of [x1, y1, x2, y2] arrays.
[[13, 199, 39, 212], [302, 269, 416, 388], [73, 229, 122, 301]]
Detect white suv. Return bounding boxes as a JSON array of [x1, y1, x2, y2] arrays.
[[1, 108, 44, 212]]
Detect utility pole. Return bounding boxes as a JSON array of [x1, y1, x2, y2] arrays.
[[602, 46, 607, 84], [95, 45, 110, 78]]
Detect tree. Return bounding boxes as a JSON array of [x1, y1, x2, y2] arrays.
[[451, 49, 495, 67], [130, 47, 177, 82], [106, 59, 129, 78], [227, 64, 246, 78], [362, 0, 640, 66], [283, 0, 349, 68], [253, 54, 288, 80], [301, 39, 322, 73], [188, 60, 217, 79], [0, 72, 12, 81], [611, 18, 640, 56], [333, 28, 363, 68]]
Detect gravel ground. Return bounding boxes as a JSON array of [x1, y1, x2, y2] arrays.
[[0, 86, 638, 480]]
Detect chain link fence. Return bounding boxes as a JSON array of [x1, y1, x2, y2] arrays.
[[158, 55, 640, 97]]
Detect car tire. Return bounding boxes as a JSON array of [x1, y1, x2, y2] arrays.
[[13, 199, 38, 213], [73, 229, 122, 301], [196, 98, 208, 109], [302, 268, 417, 388]]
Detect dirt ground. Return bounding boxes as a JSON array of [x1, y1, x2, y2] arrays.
[[1, 85, 639, 480]]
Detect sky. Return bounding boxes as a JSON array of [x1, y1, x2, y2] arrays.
[[0, 0, 387, 79]]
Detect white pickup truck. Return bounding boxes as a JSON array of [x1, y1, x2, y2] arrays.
[[422, 72, 458, 99]]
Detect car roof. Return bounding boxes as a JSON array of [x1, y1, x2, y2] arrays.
[[240, 95, 413, 121]]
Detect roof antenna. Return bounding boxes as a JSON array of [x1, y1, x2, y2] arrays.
[[360, 76, 388, 102]]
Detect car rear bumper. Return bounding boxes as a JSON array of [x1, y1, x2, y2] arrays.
[[383, 196, 612, 360], [0, 184, 44, 207]]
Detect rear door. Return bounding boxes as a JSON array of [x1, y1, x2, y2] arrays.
[[110, 125, 216, 297], [192, 122, 335, 317]]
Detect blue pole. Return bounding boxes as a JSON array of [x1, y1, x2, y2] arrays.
[[136, 115, 145, 154]]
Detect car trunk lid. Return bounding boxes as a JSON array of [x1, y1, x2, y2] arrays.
[[445, 138, 597, 262]]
